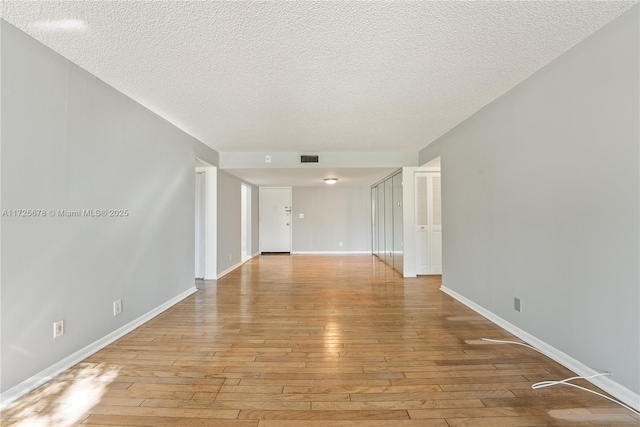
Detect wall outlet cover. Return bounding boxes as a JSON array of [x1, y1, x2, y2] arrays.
[[514, 297, 522, 312], [113, 299, 123, 316], [53, 320, 64, 338]]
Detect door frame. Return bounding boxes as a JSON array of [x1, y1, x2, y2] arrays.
[[195, 162, 218, 280]]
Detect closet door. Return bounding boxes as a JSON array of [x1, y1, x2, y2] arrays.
[[377, 182, 385, 259], [384, 178, 393, 266], [392, 172, 403, 273], [430, 173, 442, 274], [415, 172, 442, 274], [371, 186, 378, 255]]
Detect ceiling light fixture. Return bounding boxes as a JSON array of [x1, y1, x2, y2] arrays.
[[30, 19, 88, 32], [324, 178, 338, 185]]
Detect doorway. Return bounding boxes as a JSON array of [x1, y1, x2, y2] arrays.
[[259, 187, 292, 253], [195, 160, 217, 279], [241, 184, 252, 262], [415, 160, 442, 275]]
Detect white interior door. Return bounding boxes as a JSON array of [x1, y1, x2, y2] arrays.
[[429, 174, 442, 274], [415, 172, 442, 275], [260, 187, 292, 253], [195, 171, 205, 278]]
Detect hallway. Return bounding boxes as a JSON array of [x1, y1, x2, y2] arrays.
[[2, 255, 637, 426]]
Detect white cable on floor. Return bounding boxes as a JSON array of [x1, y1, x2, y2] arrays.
[[480, 338, 640, 417], [480, 337, 543, 354]]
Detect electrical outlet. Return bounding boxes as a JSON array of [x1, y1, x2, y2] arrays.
[[339, 242, 343, 247], [299, 213, 304, 219], [53, 320, 64, 338], [113, 299, 123, 316], [514, 297, 522, 312], [229, 253, 232, 261]]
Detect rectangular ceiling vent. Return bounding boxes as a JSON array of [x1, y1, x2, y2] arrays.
[[300, 155, 319, 163]]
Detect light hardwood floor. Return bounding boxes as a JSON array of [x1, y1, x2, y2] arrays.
[[2, 255, 638, 426]]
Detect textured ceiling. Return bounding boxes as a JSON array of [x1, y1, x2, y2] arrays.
[[1, 1, 636, 154]]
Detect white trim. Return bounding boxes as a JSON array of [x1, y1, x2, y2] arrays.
[[291, 251, 372, 255], [0, 286, 198, 408], [217, 261, 244, 279], [216, 252, 259, 279], [196, 164, 217, 280], [440, 286, 640, 412]]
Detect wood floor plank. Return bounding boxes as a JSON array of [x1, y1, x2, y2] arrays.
[[81, 415, 258, 426], [82, 406, 239, 419], [408, 406, 546, 418], [237, 409, 411, 420], [257, 421, 448, 427], [141, 399, 311, 411], [3, 255, 636, 426], [312, 400, 485, 410], [283, 385, 442, 394]]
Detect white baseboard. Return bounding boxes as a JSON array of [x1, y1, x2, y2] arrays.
[[291, 251, 372, 255], [217, 261, 243, 279], [0, 286, 198, 408], [440, 286, 640, 412], [217, 253, 260, 279]]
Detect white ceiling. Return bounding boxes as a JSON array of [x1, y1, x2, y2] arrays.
[[1, 1, 635, 157]]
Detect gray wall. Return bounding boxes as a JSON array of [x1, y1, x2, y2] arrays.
[[0, 21, 219, 393], [217, 169, 259, 274], [420, 7, 639, 395], [292, 187, 371, 252]]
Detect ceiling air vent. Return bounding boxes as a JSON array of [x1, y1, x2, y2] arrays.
[[300, 155, 319, 163]]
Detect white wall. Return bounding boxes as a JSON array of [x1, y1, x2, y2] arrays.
[[196, 165, 218, 280], [0, 21, 219, 395], [419, 6, 639, 403], [292, 187, 371, 253]]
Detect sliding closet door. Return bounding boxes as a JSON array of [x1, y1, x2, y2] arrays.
[[371, 186, 378, 255], [377, 182, 385, 259], [384, 178, 393, 266], [371, 169, 404, 272], [392, 172, 403, 274]]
